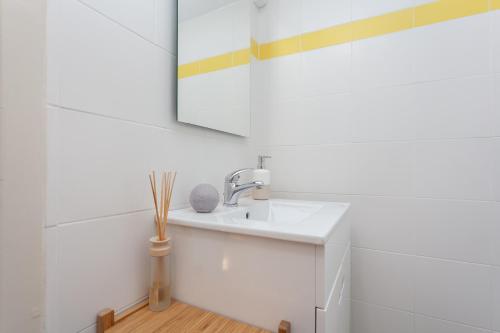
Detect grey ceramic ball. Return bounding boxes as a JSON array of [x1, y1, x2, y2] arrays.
[[189, 184, 219, 213]]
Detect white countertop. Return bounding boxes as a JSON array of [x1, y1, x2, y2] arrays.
[[169, 198, 350, 245]]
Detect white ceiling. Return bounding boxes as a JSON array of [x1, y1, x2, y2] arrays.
[[179, 0, 242, 21]]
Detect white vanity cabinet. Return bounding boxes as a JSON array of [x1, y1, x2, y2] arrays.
[[315, 216, 351, 333], [168, 199, 350, 333]]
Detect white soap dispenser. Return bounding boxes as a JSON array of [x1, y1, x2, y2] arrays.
[[252, 155, 271, 200]]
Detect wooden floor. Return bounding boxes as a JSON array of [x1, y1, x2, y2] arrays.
[[106, 300, 271, 333]]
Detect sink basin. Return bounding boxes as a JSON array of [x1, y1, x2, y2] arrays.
[[169, 198, 349, 244], [226, 200, 323, 224]]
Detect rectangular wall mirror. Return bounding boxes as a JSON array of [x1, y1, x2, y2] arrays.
[[177, 0, 251, 137]]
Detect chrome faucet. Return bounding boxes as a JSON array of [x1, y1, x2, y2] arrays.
[[223, 168, 263, 206]]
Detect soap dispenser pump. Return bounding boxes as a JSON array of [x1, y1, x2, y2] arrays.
[[252, 155, 271, 200]]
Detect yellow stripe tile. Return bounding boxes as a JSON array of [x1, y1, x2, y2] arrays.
[[259, 36, 301, 60], [351, 8, 414, 40], [415, 0, 489, 27], [180, 0, 494, 79], [251, 39, 259, 58], [199, 53, 233, 74], [233, 49, 250, 66], [178, 62, 199, 79], [301, 23, 352, 51]]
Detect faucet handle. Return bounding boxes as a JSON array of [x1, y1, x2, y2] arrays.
[[225, 168, 254, 183]]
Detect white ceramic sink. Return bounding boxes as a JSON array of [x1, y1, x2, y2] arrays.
[[169, 198, 349, 244]]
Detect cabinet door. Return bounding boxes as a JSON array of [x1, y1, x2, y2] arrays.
[[316, 216, 350, 308], [316, 248, 350, 333]]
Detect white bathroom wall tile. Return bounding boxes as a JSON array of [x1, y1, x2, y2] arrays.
[[414, 76, 494, 140], [351, 300, 414, 333], [268, 93, 352, 146], [44, 227, 59, 333], [251, 58, 269, 104], [350, 196, 416, 254], [414, 257, 493, 329], [493, 77, 500, 137], [414, 15, 491, 82], [298, 93, 353, 145], [46, 107, 61, 226], [413, 139, 494, 201], [491, 203, 500, 267], [50, 109, 156, 224], [257, 0, 301, 43], [156, 0, 177, 54], [264, 54, 302, 104], [492, 11, 500, 73], [163, 133, 215, 209], [352, 248, 414, 311], [56, 211, 154, 333], [269, 144, 353, 194], [352, 142, 414, 196], [493, 139, 500, 202], [266, 99, 310, 145], [49, 108, 213, 224], [79, 0, 157, 42], [414, 199, 498, 265], [46, 0, 60, 105], [302, 43, 352, 97], [351, 85, 416, 142], [249, 98, 269, 146], [351, 0, 414, 20], [271, 192, 353, 205], [352, 30, 416, 89], [301, 0, 351, 33], [201, 136, 254, 195], [492, 267, 500, 331], [58, 0, 176, 128], [415, 315, 492, 333], [230, 0, 251, 50]]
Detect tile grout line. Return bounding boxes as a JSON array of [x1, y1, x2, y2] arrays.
[[46, 102, 259, 145], [46, 103, 239, 142], [352, 299, 499, 332], [352, 245, 500, 268], [262, 72, 497, 105], [265, 136, 500, 148], [75, 0, 176, 57], [271, 190, 500, 204], [47, 208, 154, 228]]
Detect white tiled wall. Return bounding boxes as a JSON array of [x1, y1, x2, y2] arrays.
[[258, 1, 500, 332], [44, 1, 256, 332], [44, 0, 500, 332]]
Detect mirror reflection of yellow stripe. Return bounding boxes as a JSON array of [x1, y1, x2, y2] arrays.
[[178, 49, 250, 79], [179, 0, 495, 79]]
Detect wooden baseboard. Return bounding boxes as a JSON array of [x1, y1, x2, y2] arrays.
[[97, 299, 290, 333], [97, 300, 148, 333]]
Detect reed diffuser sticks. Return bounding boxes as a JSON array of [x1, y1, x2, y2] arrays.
[[149, 171, 176, 240]]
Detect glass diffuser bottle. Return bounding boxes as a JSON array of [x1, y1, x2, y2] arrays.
[[149, 236, 172, 311]]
